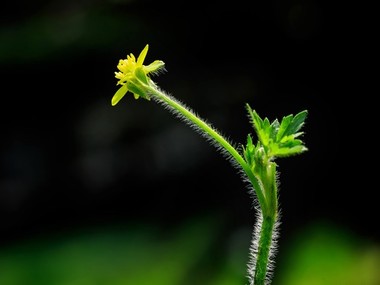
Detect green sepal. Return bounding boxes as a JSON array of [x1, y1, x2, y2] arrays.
[[144, 60, 165, 74], [111, 84, 128, 106], [127, 80, 150, 100], [134, 66, 149, 85]]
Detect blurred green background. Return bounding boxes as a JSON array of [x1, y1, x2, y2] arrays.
[[0, 0, 377, 284]]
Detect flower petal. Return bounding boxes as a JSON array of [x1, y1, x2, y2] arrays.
[[137, 44, 149, 66], [111, 84, 128, 106]]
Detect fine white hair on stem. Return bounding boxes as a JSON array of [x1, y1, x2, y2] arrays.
[[150, 88, 244, 174], [148, 85, 280, 285], [247, 208, 263, 285], [267, 211, 281, 284], [246, 210, 281, 285]]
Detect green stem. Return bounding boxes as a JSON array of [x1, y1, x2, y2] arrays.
[[254, 215, 276, 285], [145, 83, 278, 285], [145, 84, 267, 209]]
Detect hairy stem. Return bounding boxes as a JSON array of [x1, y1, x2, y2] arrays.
[[144, 83, 278, 285], [145, 84, 267, 209], [112, 46, 307, 285], [254, 215, 276, 285]]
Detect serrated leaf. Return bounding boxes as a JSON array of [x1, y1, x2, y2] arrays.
[[247, 106, 269, 146], [276, 114, 293, 141], [271, 144, 307, 157], [246, 105, 308, 159], [293, 131, 304, 138], [263, 117, 271, 133], [244, 134, 255, 166], [252, 110, 263, 132], [284, 110, 308, 137], [245, 104, 256, 126], [255, 116, 270, 146], [247, 133, 253, 144], [279, 138, 303, 148], [270, 119, 280, 140], [279, 134, 297, 144]]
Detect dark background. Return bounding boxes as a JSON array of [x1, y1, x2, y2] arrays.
[[0, 0, 376, 282]]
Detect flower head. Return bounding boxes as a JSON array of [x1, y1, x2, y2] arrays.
[[111, 44, 165, 106]]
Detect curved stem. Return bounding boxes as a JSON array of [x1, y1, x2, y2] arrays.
[[144, 83, 278, 285], [112, 48, 307, 285], [145, 84, 267, 209]]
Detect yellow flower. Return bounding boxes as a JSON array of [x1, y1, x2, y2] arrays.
[[111, 44, 165, 106]]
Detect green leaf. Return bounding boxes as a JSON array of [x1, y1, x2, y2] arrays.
[[246, 104, 308, 159], [252, 110, 263, 133], [244, 134, 255, 166], [254, 111, 270, 146], [276, 114, 293, 141], [246, 104, 269, 146], [284, 110, 308, 137], [271, 145, 307, 157], [270, 119, 280, 141]]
